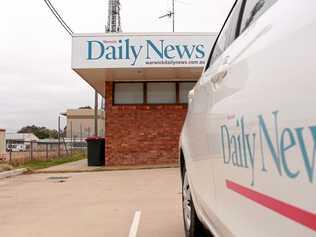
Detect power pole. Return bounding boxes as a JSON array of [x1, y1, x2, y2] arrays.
[[94, 91, 98, 136], [159, 0, 175, 32]]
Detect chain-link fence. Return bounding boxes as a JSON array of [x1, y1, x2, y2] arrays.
[[5, 140, 87, 166]]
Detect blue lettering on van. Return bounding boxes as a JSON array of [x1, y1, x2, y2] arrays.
[[87, 39, 206, 66], [220, 111, 316, 186]]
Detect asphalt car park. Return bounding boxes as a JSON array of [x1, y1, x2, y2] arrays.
[[0, 168, 184, 237]]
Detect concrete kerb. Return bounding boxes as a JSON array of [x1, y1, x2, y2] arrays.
[[33, 163, 180, 174], [0, 168, 28, 179]]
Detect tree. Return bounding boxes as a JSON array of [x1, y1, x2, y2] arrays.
[[18, 125, 58, 139]]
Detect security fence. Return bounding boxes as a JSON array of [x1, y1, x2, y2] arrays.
[[5, 140, 87, 166]]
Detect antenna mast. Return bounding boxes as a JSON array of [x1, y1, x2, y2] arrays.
[[106, 0, 122, 33], [159, 0, 175, 32]]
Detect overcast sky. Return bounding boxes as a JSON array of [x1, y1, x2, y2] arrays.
[[0, 0, 234, 132]]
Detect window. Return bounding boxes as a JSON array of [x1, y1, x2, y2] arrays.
[[179, 82, 195, 104], [240, 0, 277, 33], [113, 82, 195, 105], [205, 0, 244, 69], [114, 83, 144, 104], [147, 82, 176, 104]]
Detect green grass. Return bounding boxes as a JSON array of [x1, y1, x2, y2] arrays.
[[18, 152, 86, 171]]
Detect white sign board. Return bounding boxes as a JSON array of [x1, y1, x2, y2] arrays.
[[72, 33, 216, 69]]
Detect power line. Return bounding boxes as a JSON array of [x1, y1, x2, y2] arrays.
[[43, 0, 73, 36], [44, 0, 73, 35]]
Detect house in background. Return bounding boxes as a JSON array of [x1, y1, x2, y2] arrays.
[[6, 133, 39, 144]]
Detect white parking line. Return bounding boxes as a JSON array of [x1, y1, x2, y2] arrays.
[[128, 210, 141, 237]]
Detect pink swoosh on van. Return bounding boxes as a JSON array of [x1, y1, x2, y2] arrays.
[[226, 180, 316, 231]]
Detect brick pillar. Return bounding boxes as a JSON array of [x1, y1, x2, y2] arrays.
[[105, 81, 113, 165]]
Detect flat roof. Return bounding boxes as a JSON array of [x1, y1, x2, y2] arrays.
[[72, 32, 218, 37]]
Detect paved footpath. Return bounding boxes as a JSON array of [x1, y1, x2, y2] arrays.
[[0, 168, 184, 237], [39, 159, 101, 172], [37, 159, 179, 173]]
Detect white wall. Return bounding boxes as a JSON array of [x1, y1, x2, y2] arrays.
[[0, 130, 6, 153]]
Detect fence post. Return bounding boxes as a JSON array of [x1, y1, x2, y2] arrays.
[[29, 142, 31, 160], [70, 121, 73, 156], [9, 151, 12, 164], [58, 115, 61, 158], [30, 141, 33, 161], [46, 143, 49, 160]]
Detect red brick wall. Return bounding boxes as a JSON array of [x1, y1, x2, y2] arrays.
[[105, 82, 187, 166]]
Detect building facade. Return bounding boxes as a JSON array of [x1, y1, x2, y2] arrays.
[[72, 33, 216, 166], [63, 109, 105, 139], [0, 129, 6, 161], [104, 81, 190, 165]]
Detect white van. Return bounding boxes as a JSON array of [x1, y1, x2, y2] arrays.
[[7, 144, 27, 152], [179, 0, 316, 236]]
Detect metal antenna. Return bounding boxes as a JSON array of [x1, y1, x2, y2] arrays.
[[159, 0, 175, 32], [106, 0, 122, 33]]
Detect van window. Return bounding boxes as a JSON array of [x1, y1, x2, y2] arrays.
[[205, 0, 244, 70], [240, 0, 277, 33]]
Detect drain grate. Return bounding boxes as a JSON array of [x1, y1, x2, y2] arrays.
[[47, 176, 70, 180], [47, 176, 70, 183]]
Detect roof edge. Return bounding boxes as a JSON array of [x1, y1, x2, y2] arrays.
[[72, 32, 218, 37]]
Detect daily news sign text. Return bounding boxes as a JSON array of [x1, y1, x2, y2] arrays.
[[72, 33, 216, 69]]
